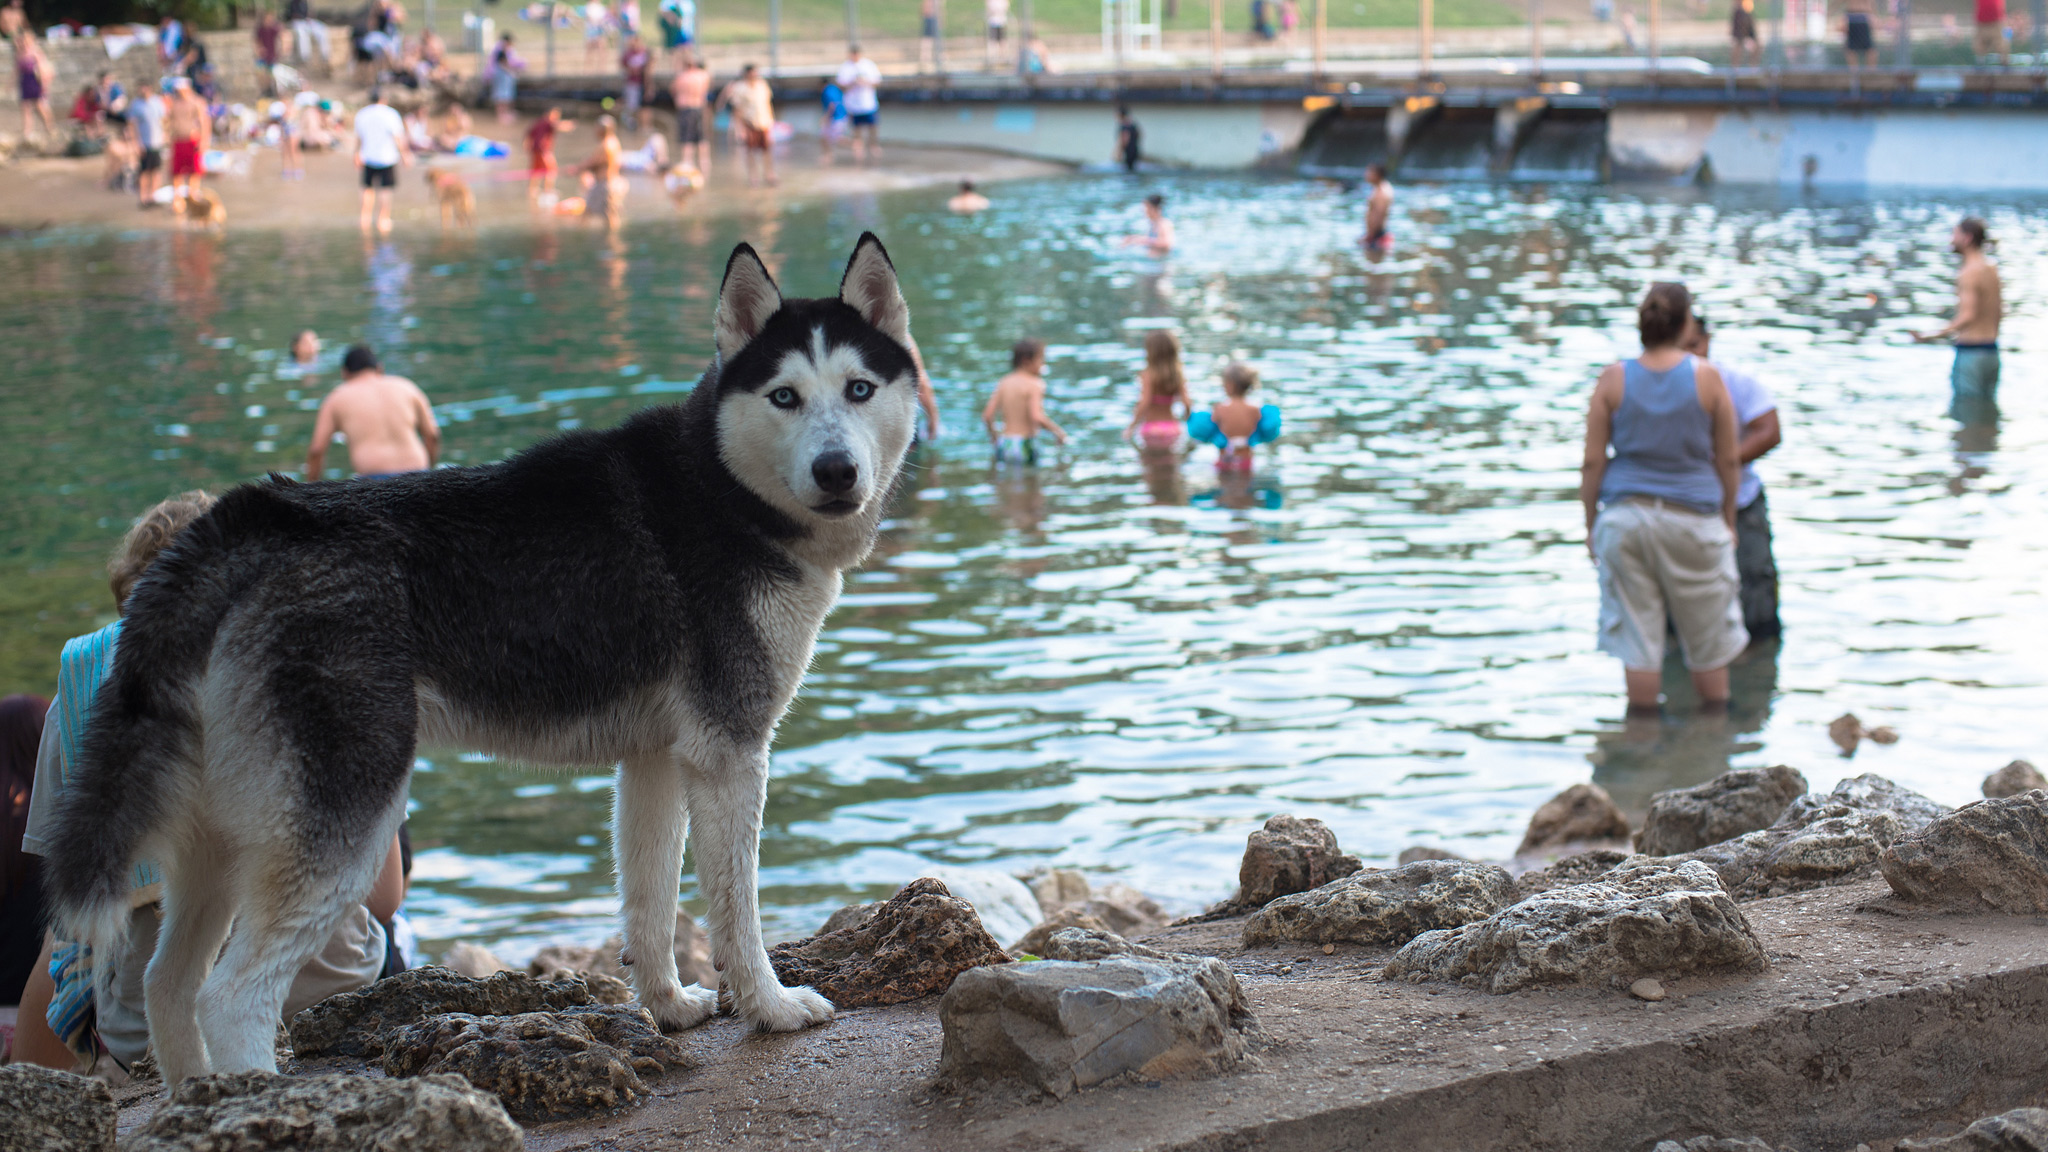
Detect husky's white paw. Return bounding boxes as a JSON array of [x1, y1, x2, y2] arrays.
[[639, 981, 719, 1031], [744, 984, 835, 1033]]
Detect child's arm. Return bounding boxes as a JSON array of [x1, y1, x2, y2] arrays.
[[1031, 383, 1067, 444], [1123, 373, 1149, 438], [981, 386, 1001, 443]]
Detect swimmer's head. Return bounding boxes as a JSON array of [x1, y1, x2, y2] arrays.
[[1954, 216, 1989, 252], [291, 329, 320, 364], [110, 490, 216, 611], [343, 344, 381, 377], [1012, 337, 1045, 370], [1365, 163, 1386, 182], [1681, 311, 1710, 356], [742, 62, 759, 77], [1221, 362, 1260, 398], [1638, 282, 1692, 349], [959, 179, 976, 192], [1144, 193, 1165, 217]]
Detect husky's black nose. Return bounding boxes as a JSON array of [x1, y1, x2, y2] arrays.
[[812, 451, 859, 495]]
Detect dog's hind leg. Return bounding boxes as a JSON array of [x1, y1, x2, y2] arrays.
[[681, 745, 832, 1033], [144, 831, 237, 1085], [614, 749, 717, 1030]]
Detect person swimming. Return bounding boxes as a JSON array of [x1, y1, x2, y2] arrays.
[[1188, 360, 1280, 472], [1124, 328, 1188, 448]]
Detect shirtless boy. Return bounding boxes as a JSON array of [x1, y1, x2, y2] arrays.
[[165, 77, 209, 201], [305, 344, 441, 478], [670, 48, 711, 174], [981, 338, 1066, 465], [947, 179, 990, 213], [1915, 216, 2003, 415], [1363, 163, 1394, 252]]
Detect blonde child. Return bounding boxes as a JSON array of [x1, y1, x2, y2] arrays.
[[1124, 329, 1188, 448], [982, 338, 1067, 465], [1188, 361, 1281, 472]]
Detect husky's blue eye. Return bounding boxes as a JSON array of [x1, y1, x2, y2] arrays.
[[847, 379, 875, 402], [769, 387, 800, 409]]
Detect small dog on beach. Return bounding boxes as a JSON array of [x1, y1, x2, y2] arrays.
[[428, 169, 476, 229], [172, 187, 227, 228], [46, 235, 921, 1087]]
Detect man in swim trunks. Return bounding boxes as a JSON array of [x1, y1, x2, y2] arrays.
[[982, 338, 1066, 465], [1363, 163, 1394, 253], [670, 49, 711, 174], [1842, 0, 1875, 71], [1916, 216, 2002, 420], [306, 344, 440, 478], [165, 77, 208, 202], [716, 63, 776, 187], [526, 105, 573, 202]]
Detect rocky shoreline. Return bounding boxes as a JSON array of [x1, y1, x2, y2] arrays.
[[5, 760, 2046, 1151]]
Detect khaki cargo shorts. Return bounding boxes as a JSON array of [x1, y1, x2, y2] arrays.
[[1594, 498, 1749, 672]]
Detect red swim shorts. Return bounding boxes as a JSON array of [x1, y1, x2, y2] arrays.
[[170, 137, 202, 177]]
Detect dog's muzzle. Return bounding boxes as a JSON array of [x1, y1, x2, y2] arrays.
[[810, 450, 860, 515]]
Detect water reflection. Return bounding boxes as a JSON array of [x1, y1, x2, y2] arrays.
[[1590, 640, 1781, 815]]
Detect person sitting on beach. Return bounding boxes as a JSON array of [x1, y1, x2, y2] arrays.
[[1189, 361, 1281, 473], [982, 338, 1066, 466], [1122, 193, 1173, 256], [948, 179, 990, 213], [1124, 328, 1189, 448], [306, 344, 440, 479]]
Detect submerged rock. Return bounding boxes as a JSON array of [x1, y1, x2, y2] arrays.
[[1635, 767, 1810, 857], [938, 951, 1252, 1098], [1384, 860, 1767, 994], [527, 911, 716, 990], [1517, 783, 1631, 856], [1984, 760, 2048, 800], [1514, 850, 1631, 901], [381, 1004, 694, 1122], [0, 1064, 115, 1152], [1880, 791, 2048, 913], [126, 1072, 520, 1152], [1242, 860, 1516, 948], [290, 965, 630, 1058], [1899, 1107, 2048, 1151], [768, 877, 1011, 1006]]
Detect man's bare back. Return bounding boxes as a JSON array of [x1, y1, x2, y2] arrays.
[[307, 362, 440, 477], [982, 363, 1066, 445], [1951, 254, 2002, 344], [672, 64, 710, 108]]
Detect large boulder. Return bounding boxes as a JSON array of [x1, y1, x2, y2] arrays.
[[380, 1004, 694, 1122], [0, 1064, 115, 1152], [290, 966, 630, 1058], [1778, 773, 1949, 834], [1635, 767, 1810, 856], [1242, 860, 1516, 948], [1514, 849, 1631, 901], [1899, 1108, 2048, 1151], [527, 910, 716, 989], [768, 877, 1011, 1006], [1384, 860, 1767, 994], [1880, 791, 2048, 913], [938, 951, 1252, 1098], [1517, 783, 1631, 856], [920, 867, 1046, 953], [1233, 814, 1364, 910], [1984, 760, 2048, 800], [126, 1072, 521, 1152]]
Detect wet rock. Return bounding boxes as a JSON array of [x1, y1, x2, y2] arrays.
[[1636, 767, 1810, 856], [1984, 760, 2048, 799], [818, 900, 882, 936], [1012, 907, 1114, 956], [443, 941, 516, 977], [1515, 849, 1632, 900], [380, 1004, 694, 1122], [922, 866, 1045, 950], [1779, 773, 1949, 834], [0, 1064, 115, 1152], [1025, 868, 1094, 916], [126, 1071, 520, 1152], [290, 965, 631, 1058], [768, 877, 1011, 1007], [528, 911, 716, 989], [1899, 1107, 2048, 1151], [1397, 845, 1466, 865], [1242, 860, 1516, 948], [938, 952, 1252, 1098], [1208, 814, 1364, 917], [1385, 860, 1767, 994], [1673, 806, 1904, 900], [1517, 783, 1632, 856], [1880, 791, 2048, 914]]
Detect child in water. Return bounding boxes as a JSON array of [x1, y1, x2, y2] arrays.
[[1188, 361, 1280, 472], [982, 338, 1067, 465], [1124, 329, 1188, 449]]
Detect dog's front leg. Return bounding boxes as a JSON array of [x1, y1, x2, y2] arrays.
[[615, 749, 718, 1030], [682, 745, 833, 1032]]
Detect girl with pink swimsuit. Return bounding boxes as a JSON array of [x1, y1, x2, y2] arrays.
[[1124, 329, 1189, 448]]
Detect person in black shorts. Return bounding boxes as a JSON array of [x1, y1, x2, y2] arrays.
[[1842, 0, 1875, 70], [1115, 105, 1141, 173]]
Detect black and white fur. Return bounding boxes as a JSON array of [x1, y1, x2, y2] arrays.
[[44, 235, 921, 1085]]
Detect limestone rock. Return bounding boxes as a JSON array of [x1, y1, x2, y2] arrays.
[[1082, 882, 1168, 936], [1880, 791, 2048, 913], [922, 866, 1046, 950], [1674, 806, 1904, 900], [0, 1064, 115, 1152], [1779, 773, 1949, 834], [126, 1071, 521, 1152], [818, 900, 882, 936], [1397, 845, 1465, 865], [1636, 767, 1810, 856], [527, 911, 716, 989], [1032, 927, 1200, 964], [290, 965, 631, 1058], [381, 1004, 694, 1122], [938, 953, 1252, 1098], [1026, 868, 1094, 916], [1652, 1140, 1781, 1152], [1829, 712, 1866, 755], [1227, 814, 1365, 913], [443, 941, 516, 977], [1242, 860, 1516, 948], [1899, 1107, 2048, 1151], [1517, 783, 1631, 856], [1515, 850, 1631, 901], [768, 876, 1011, 1006], [1012, 907, 1114, 956], [1384, 860, 1767, 994], [1984, 760, 2048, 799], [1017, 868, 1168, 941]]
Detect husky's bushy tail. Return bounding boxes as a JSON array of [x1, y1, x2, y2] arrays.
[[42, 487, 273, 960]]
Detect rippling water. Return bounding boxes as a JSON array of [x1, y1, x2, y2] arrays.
[[4, 176, 2043, 958]]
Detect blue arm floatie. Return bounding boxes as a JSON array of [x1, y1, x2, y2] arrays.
[[1187, 411, 1226, 448], [1248, 404, 1281, 447]]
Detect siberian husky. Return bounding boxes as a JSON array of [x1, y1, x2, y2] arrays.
[[45, 235, 921, 1085]]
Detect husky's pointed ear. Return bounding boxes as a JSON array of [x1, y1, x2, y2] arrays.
[[714, 243, 783, 361], [838, 232, 911, 348]]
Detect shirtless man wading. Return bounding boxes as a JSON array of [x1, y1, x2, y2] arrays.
[[1362, 163, 1394, 253], [306, 344, 441, 478], [670, 48, 711, 174], [1915, 216, 2003, 417]]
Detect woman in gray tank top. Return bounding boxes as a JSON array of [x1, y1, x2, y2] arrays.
[[1579, 283, 1746, 712]]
